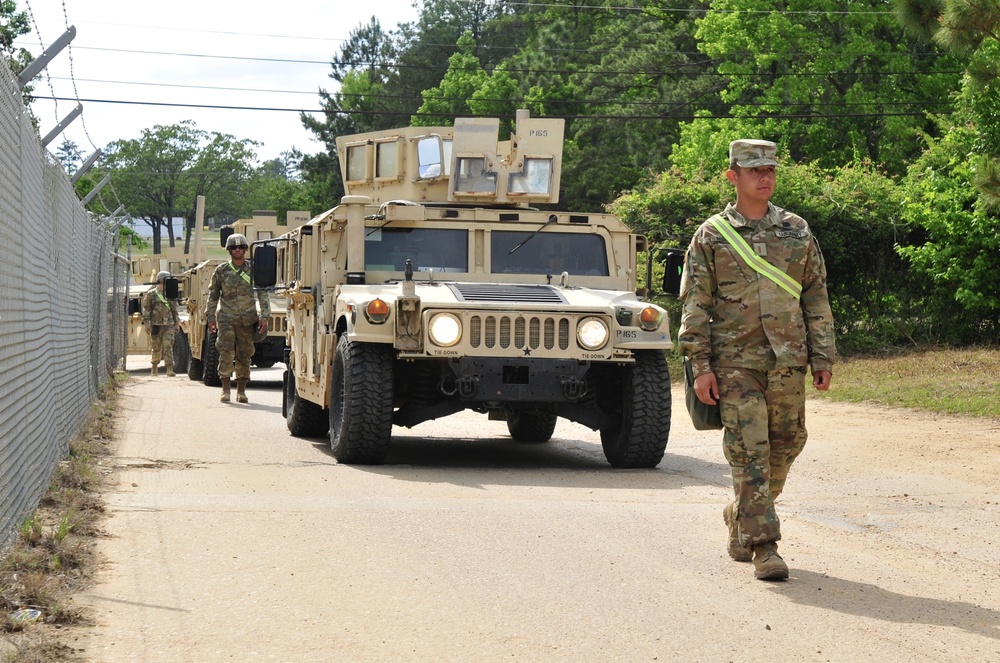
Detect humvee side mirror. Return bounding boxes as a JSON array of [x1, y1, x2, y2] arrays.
[[661, 248, 684, 297], [220, 226, 233, 248], [253, 243, 278, 288], [164, 277, 180, 300]]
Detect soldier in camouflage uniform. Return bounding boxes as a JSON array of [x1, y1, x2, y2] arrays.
[[678, 139, 836, 581], [142, 271, 181, 377], [206, 234, 270, 403]]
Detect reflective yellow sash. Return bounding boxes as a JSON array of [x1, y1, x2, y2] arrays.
[[709, 215, 802, 300], [228, 261, 252, 285]]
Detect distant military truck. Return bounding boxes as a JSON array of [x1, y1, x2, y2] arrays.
[[182, 211, 307, 385], [253, 110, 673, 468]]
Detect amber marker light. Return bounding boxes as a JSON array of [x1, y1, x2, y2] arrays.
[[638, 306, 662, 331], [365, 298, 390, 324]]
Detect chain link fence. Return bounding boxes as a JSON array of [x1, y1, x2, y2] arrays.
[[0, 65, 125, 549]]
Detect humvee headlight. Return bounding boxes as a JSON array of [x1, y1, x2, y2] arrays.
[[428, 313, 462, 347], [638, 306, 662, 331], [577, 317, 609, 350], [364, 298, 390, 324]]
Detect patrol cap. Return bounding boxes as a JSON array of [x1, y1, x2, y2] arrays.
[[156, 270, 171, 283], [729, 139, 779, 168]]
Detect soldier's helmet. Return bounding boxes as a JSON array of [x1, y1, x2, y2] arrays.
[[156, 270, 171, 283], [226, 233, 249, 251]]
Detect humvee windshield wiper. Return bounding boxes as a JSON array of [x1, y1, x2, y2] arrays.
[[508, 214, 557, 254], [366, 200, 417, 237]]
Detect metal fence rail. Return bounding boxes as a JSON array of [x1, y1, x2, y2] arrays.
[[0, 63, 123, 549]]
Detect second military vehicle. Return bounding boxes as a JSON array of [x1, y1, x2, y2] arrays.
[[253, 110, 673, 467], [182, 211, 307, 385]]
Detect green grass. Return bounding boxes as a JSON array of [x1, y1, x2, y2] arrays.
[[816, 347, 1000, 419], [668, 346, 1000, 419]]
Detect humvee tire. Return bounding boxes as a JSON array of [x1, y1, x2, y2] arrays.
[[187, 353, 203, 381], [172, 332, 190, 374], [202, 330, 221, 387], [599, 350, 671, 468], [284, 370, 328, 437], [506, 410, 557, 444], [329, 336, 393, 465]]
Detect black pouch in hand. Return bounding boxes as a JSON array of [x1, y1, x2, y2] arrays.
[[684, 357, 723, 430], [150, 325, 162, 338]]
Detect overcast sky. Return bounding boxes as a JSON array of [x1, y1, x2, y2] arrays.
[[17, 0, 420, 164]]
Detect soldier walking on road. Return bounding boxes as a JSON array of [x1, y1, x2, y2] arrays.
[[205, 233, 269, 403], [678, 139, 837, 581], [142, 271, 181, 377]]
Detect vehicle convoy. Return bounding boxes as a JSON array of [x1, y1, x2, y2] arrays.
[[253, 110, 673, 468], [124, 250, 196, 371], [181, 211, 308, 386]]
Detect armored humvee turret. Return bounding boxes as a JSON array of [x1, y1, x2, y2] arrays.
[[253, 110, 672, 467]]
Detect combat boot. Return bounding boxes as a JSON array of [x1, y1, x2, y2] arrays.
[[723, 501, 752, 562], [220, 377, 231, 403], [150, 363, 158, 377], [166, 364, 175, 377], [236, 380, 249, 404], [752, 542, 789, 581]]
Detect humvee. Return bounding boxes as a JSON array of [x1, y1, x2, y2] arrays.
[[182, 211, 308, 385], [124, 251, 194, 370], [253, 110, 673, 467]]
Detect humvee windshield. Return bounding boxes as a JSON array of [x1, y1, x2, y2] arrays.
[[365, 227, 468, 272], [491, 230, 608, 276], [363, 227, 609, 277]]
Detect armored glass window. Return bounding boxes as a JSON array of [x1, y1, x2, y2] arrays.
[[455, 157, 497, 194], [365, 227, 469, 273], [490, 230, 609, 276], [508, 158, 552, 195], [346, 144, 367, 181], [376, 140, 400, 179]]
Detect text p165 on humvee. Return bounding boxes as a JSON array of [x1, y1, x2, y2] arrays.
[[253, 110, 672, 467]]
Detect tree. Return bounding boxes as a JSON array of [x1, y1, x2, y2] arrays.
[[102, 122, 259, 254], [2, 0, 34, 108], [55, 138, 83, 176], [894, 0, 1000, 206], [696, 0, 961, 175], [300, 17, 407, 209], [412, 31, 521, 133]]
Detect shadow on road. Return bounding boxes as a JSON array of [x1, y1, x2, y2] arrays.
[[297, 433, 732, 492], [773, 568, 1000, 640]]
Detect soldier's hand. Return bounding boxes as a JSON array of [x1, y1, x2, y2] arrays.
[[813, 370, 832, 391], [208, 321, 218, 334], [257, 319, 267, 334], [694, 371, 719, 405]]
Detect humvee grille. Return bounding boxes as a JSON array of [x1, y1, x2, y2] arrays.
[[470, 314, 570, 351], [447, 283, 566, 304]]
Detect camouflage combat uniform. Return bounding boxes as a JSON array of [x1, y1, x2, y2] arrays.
[[142, 287, 181, 373], [678, 201, 836, 548], [205, 260, 270, 383]]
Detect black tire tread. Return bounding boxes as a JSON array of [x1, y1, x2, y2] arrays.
[[506, 410, 557, 444], [286, 370, 328, 437], [329, 337, 393, 465], [600, 350, 671, 468], [202, 330, 221, 387]]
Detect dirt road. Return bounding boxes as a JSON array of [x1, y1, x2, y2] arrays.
[[68, 359, 1000, 662]]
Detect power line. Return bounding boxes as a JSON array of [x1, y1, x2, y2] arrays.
[[53, 45, 965, 79], [42, 96, 951, 120]]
